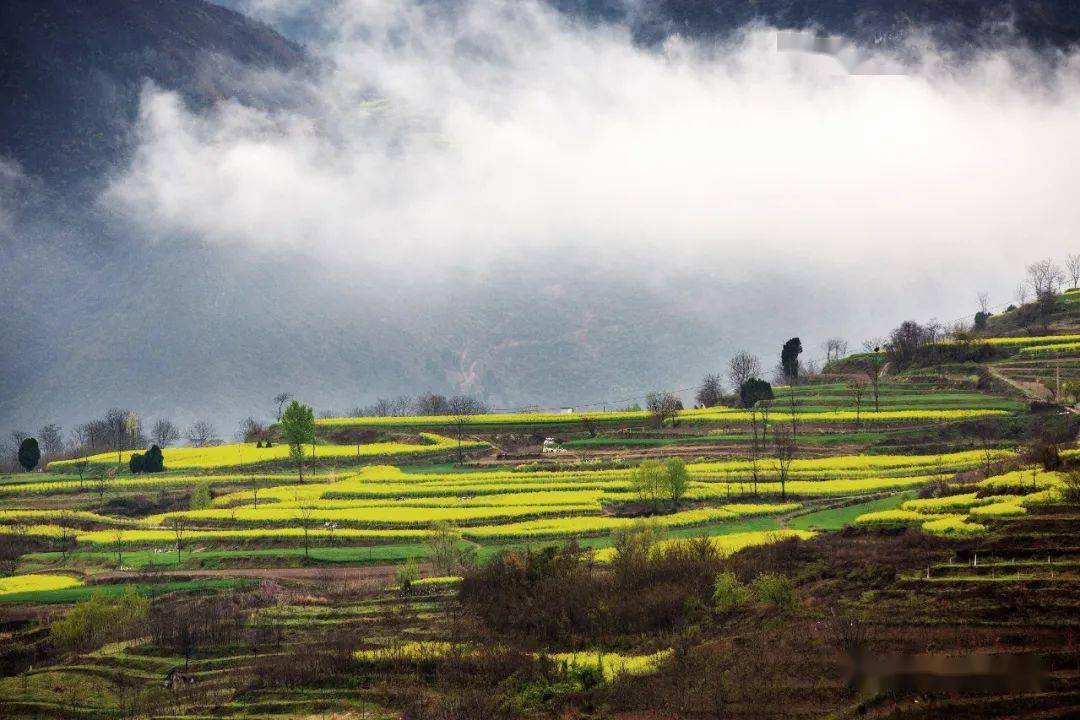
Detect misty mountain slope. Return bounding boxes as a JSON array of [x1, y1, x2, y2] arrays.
[[552, 0, 1080, 48], [2, 0, 1077, 433], [0, 234, 743, 430], [0, 0, 304, 190]]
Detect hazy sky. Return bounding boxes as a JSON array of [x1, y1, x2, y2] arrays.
[[4, 0, 1080, 431]]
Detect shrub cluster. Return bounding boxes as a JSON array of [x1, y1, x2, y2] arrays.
[[50, 588, 149, 652], [128, 444, 164, 474]]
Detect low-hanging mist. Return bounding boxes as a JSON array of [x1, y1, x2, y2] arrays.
[[108, 1, 1080, 282]]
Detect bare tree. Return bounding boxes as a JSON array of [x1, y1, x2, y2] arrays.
[[412, 392, 450, 415], [446, 395, 490, 415], [646, 391, 682, 428], [37, 423, 65, 461], [822, 338, 849, 364], [93, 470, 111, 509], [857, 344, 886, 412], [362, 396, 413, 417], [847, 378, 867, 428], [151, 419, 181, 448], [237, 416, 266, 442], [185, 421, 218, 447], [72, 458, 89, 488], [695, 373, 724, 408], [727, 352, 762, 392], [974, 421, 1002, 478], [1014, 281, 1030, 306], [772, 425, 796, 502], [113, 528, 126, 568], [1067, 253, 1080, 290], [166, 516, 188, 565], [57, 511, 76, 561], [273, 392, 293, 421], [103, 408, 129, 468], [748, 407, 761, 496], [1026, 258, 1065, 296], [295, 502, 315, 561], [450, 414, 474, 464], [786, 382, 799, 450], [976, 291, 991, 315], [125, 412, 142, 450]]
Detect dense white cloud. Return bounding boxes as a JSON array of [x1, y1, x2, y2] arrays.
[[107, 0, 1080, 306]]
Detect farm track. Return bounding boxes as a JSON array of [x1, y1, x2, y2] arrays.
[[92, 563, 412, 584]]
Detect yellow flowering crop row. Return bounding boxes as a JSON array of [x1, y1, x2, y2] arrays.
[[461, 505, 795, 540], [544, 650, 673, 680], [147, 502, 600, 528], [0, 574, 84, 595], [592, 529, 814, 563], [50, 434, 484, 472], [1019, 342, 1080, 355]]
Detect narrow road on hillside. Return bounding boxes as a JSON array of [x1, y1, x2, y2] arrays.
[[987, 365, 1052, 402]]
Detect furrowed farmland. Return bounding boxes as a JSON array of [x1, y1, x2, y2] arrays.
[[2, 286, 1080, 719]]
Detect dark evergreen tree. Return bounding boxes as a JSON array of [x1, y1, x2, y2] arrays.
[[129, 452, 146, 474], [144, 445, 165, 473], [781, 337, 803, 383], [739, 378, 774, 408], [17, 437, 40, 471]]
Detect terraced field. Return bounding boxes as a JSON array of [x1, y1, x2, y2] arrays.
[[318, 382, 1018, 433], [1, 305, 1077, 719], [0, 450, 1018, 575], [50, 433, 486, 472]]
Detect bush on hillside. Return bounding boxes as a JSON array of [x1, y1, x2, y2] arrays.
[[713, 571, 749, 612], [129, 445, 164, 474], [751, 573, 795, 610], [51, 588, 149, 652], [144, 444, 164, 472]]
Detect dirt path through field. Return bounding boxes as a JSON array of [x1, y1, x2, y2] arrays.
[[94, 563, 418, 583], [988, 364, 1052, 401]]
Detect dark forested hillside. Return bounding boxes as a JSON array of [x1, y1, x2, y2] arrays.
[[0, 0, 304, 190], [553, 0, 1080, 48]]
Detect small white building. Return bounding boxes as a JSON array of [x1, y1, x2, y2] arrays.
[[541, 437, 566, 453]]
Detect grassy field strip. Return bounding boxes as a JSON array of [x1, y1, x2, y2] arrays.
[[0, 578, 254, 604], [263, 489, 606, 508], [24, 543, 436, 570], [319, 405, 1011, 430], [0, 509, 134, 525], [76, 526, 433, 546], [787, 492, 915, 531]]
